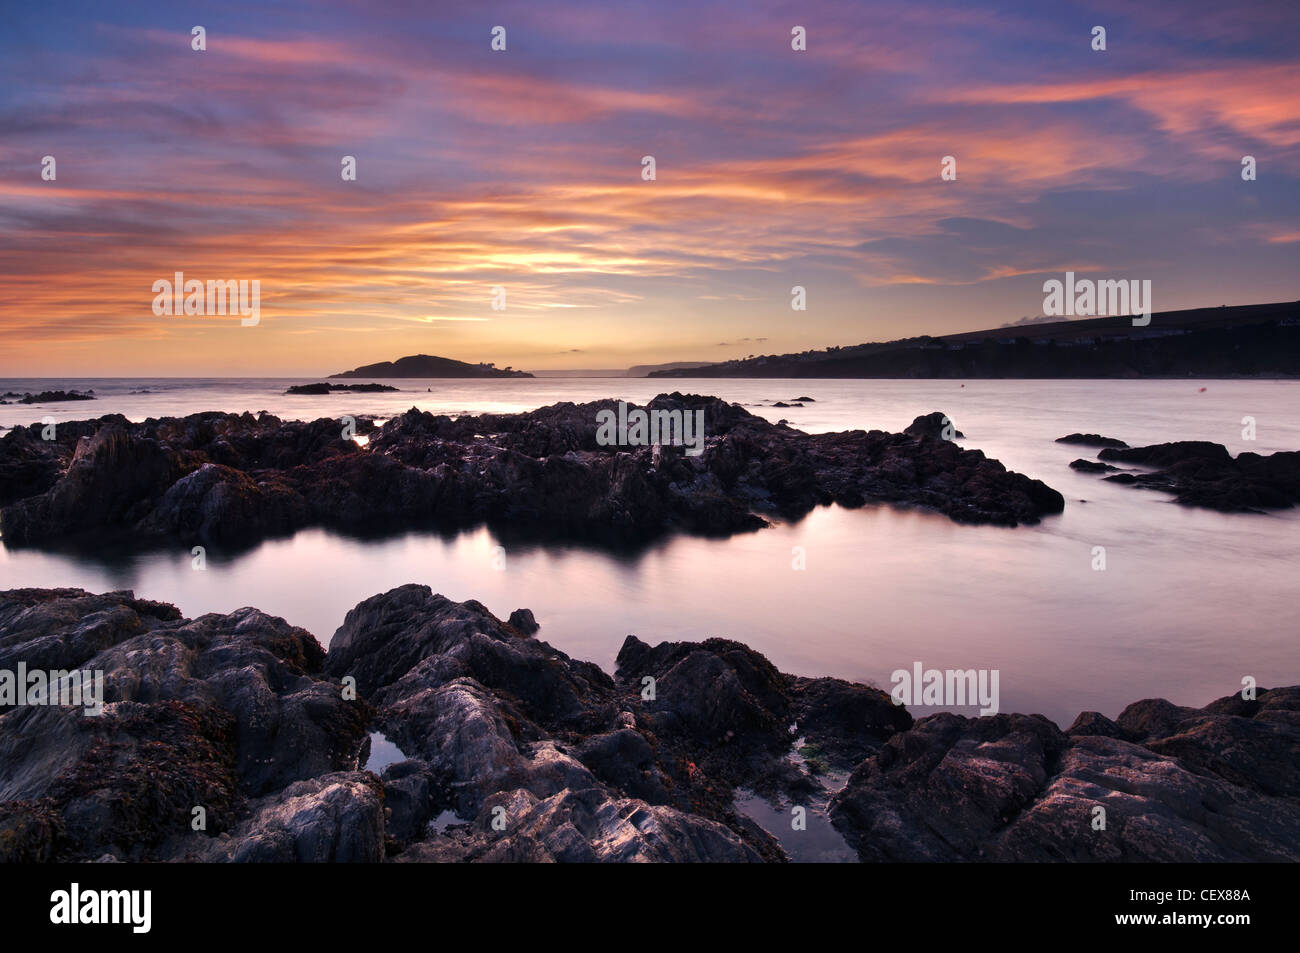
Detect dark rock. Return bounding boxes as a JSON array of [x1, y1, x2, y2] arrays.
[[507, 608, 539, 635], [1069, 458, 1120, 472], [4, 586, 1298, 863], [0, 588, 369, 861], [829, 686, 1300, 862], [17, 391, 95, 404], [197, 772, 385, 862], [395, 787, 763, 863], [903, 411, 964, 440], [1, 396, 1066, 546], [286, 383, 398, 395], [379, 760, 437, 846], [1065, 711, 1129, 739], [1056, 433, 1128, 448], [788, 676, 913, 768], [1087, 441, 1300, 512]]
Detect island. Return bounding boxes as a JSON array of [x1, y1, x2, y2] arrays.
[[330, 354, 533, 379]]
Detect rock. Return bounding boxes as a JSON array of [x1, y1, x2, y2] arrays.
[[1085, 441, 1300, 512], [792, 397, 815, 402], [11, 586, 1291, 863], [904, 411, 964, 440], [395, 787, 763, 863], [615, 635, 791, 757], [1068, 458, 1120, 472], [0, 422, 92, 506], [829, 686, 1300, 862], [0, 588, 369, 861], [197, 772, 385, 862], [378, 760, 437, 846], [1065, 711, 1127, 738], [788, 676, 913, 768], [285, 383, 398, 395], [1, 395, 1065, 547], [17, 390, 95, 404], [1056, 433, 1128, 448], [0, 425, 185, 542], [507, 608, 539, 635]]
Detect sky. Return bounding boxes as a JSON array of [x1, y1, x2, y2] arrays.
[[1, 0, 1298, 376]]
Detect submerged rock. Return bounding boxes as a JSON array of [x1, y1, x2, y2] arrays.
[[1068, 458, 1120, 472], [1056, 433, 1128, 448]]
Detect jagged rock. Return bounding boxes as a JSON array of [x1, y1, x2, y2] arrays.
[[16, 390, 95, 404], [829, 687, 1300, 862], [1086, 441, 1300, 512], [197, 772, 385, 862], [0, 589, 369, 861], [395, 787, 763, 863], [7, 586, 1295, 864], [1, 395, 1065, 547]]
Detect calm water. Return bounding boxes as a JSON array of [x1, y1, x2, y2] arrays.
[[2, 377, 1298, 731]]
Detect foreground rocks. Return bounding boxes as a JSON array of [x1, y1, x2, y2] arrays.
[[0, 588, 370, 862], [0, 395, 1064, 547], [2, 586, 1295, 863], [829, 690, 1300, 861]]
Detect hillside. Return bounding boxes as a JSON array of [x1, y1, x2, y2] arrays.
[[649, 301, 1300, 379]]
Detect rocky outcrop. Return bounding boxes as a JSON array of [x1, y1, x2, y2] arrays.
[[0, 390, 95, 405], [0, 396, 1064, 548], [6, 585, 1291, 863], [285, 383, 398, 394], [1070, 440, 1300, 513]]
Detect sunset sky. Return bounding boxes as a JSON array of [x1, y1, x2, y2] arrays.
[[2, 0, 1298, 376]]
